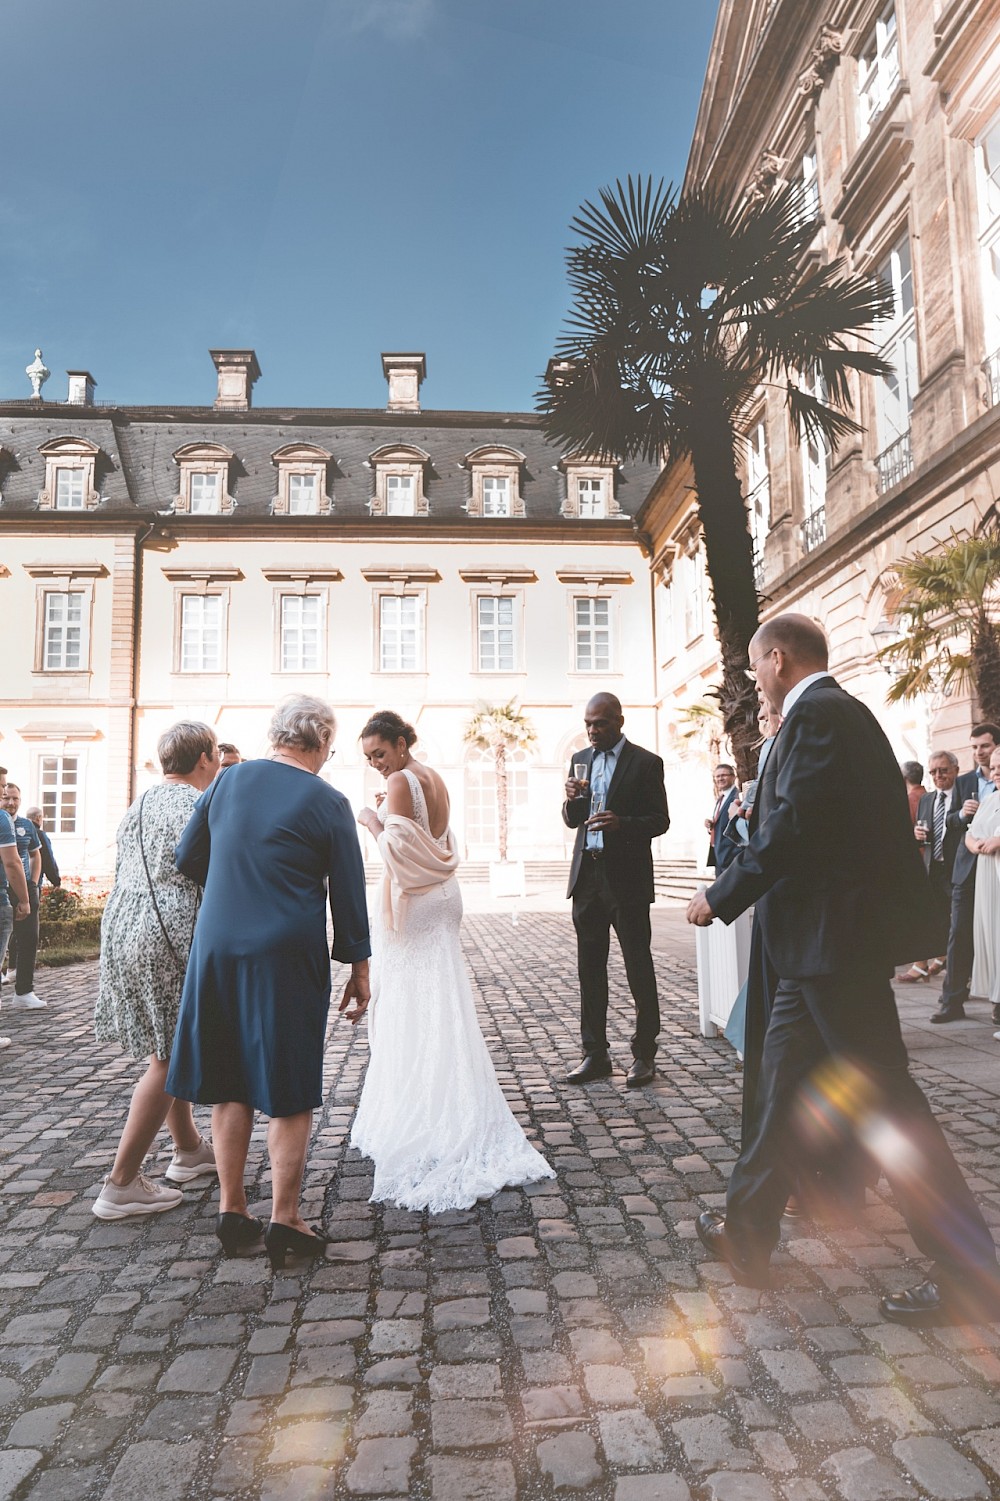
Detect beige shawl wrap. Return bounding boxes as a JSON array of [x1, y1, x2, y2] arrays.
[[377, 813, 460, 933]]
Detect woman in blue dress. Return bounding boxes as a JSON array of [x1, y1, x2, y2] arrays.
[[166, 696, 371, 1269]]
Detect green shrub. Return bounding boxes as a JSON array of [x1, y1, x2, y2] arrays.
[[39, 913, 103, 950], [39, 887, 82, 922]]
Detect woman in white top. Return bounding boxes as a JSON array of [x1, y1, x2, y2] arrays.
[[349, 709, 554, 1212], [966, 746, 1000, 1030]]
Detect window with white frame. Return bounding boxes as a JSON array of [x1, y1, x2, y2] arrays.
[[801, 366, 828, 525], [55, 468, 86, 510], [271, 443, 332, 515], [39, 755, 79, 835], [463, 746, 530, 852], [190, 472, 221, 514], [180, 594, 224, 672], [857, 2, 900, 140], [43, 591, 85, 670], [369, 445, 428, 516], [800, 140, 820, 222], [379, 594, 422, 671], [746, 418, 770, 566], [683, 543, 705, 642], [978, 116, 1000, 376], [874, 233, 917, 452], [578, 478, 607, 518], [477, 596, 516, 671], [288, 473, 318, 514], [482, 476, 511, 517], [386, 474, 415, 516], [559, 455, 618, 518], [280, 594, 323, 672], [574, 597, 612, 672]]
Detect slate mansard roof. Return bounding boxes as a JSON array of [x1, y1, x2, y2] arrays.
[[0, 403, 660, 522]]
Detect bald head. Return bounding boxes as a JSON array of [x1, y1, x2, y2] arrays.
[[584, 693, 625, 751], [586, 693, 622, 719], [753, 614, 828, 670]]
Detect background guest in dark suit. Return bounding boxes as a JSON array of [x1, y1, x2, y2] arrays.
[[24, 807, 60, 894], [706, 765, 739, 870], [934, 723, 1000, 1024], [562, 693, 669, 1088], [687, 614, 1000, 1325], [899, 751, 959, 985]]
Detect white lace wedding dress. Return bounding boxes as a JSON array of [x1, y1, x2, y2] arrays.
[[350, 769, 555, 1212]]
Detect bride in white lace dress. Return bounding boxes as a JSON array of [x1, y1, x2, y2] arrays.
[[350, 710, 554, 1212]]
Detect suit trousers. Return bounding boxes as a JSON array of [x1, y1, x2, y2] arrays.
[[11, 885, 39, 998], [572, 855, 660, 1061], [941, 876, 975, 1011], [725, 966, 998, 1277], [926, 859, 951, 942]]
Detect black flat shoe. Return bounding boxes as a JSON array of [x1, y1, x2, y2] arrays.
[[930, 1007, 966, 1024], [216, 1212, 264, 1258], [626, 1058, 655, 1088], [695, 1210, 771, 1289], [265, 1221, 331, 1272], [880, 1276, 1000, 1326], [565, 1054, 613, 1085]]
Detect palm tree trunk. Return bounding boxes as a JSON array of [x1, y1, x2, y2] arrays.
[[495, 742, 509, 861], [688, 399, 762, 783], [973, 620, 1000, 725]]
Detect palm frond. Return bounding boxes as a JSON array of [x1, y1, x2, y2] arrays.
[[784, 382, 861, 447]]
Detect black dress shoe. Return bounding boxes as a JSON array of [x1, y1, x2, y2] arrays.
[[695, 1210, 771, 1289], [565, 1054, 613, 1084], [626, 1058, 655, 1088], [880, 1275, 1000, 1326], [930, 1007, 966, 1024]]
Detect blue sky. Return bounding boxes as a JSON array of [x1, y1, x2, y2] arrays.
[[1, 1, 715, 412]]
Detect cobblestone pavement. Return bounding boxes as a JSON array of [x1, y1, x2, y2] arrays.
[[3, 907, 1000, 1501]]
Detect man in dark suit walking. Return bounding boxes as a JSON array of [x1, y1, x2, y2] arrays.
[[706, 765, 740, 871], [934, 723, 1000, 1023], [563, 693, 669, 1088], [687, 614, 1000, 1324]]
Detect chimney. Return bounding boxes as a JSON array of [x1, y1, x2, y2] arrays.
[[209, 349, 261, 411], [381, 352, 426, 414], [67, 370, 97, 406]]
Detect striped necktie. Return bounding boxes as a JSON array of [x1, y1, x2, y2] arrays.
[[932, 790, 947, 861]]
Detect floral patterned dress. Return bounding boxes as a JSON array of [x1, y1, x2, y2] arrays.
[[95, 782, 201, 1061]]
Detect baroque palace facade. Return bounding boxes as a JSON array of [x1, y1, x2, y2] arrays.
[[644, 0, 1000, 790], [0, 351, 659, 877]]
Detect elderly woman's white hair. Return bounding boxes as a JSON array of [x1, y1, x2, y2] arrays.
[[269, 695, 337, 754]]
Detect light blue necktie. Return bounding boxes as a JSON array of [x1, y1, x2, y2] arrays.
[[586, 750, 613, 850]]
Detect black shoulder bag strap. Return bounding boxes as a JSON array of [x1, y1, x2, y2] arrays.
[[138, 790, 198, 969]]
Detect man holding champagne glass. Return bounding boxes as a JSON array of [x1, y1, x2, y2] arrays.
[[562, 693, 670, 1088]]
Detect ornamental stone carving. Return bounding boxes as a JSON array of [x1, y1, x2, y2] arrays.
[[26, 349, 50, 400], [746, 150, 787, 202], [798, 24, 849, 99]]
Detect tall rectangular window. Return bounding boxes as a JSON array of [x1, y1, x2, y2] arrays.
[[180, 594, 223, 672], [280, 595, 322, 671], [386, 475, 415, 516], [379, 595, 421, 671], [482, 476, 510, 517], [577, 478, 606, 518], [800, 142, 820, 222], [979, 117, 1000, 395], [574, 597, 611, 672], [288, 473, 318, 514], [190, 472, 221, 513], [875, 234, 917, 453], [477, 596, 515, 672], [40, 755, 79, 835], [746, 419, 770, 569], [684, 544, 705, 642], [43, 591, 84, 670], [55, 468, 85, 510], [858, 2, 899, 139]]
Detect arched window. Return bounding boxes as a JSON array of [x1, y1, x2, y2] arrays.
[[463, 746, 530, 855]]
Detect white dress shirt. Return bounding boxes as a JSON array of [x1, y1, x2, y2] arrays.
[[780, 671, 834, 717]]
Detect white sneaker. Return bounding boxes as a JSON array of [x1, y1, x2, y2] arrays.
[[165, 1136, 218, 1184], [0, 1036, 10, 1050], [92, 1171, 184, 1220], [8, 993, 46, 1010]]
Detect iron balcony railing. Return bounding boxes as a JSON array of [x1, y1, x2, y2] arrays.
[[876, 431, 913, 493], [984, 347, 1000, 409], [802, 506, 827, 552]]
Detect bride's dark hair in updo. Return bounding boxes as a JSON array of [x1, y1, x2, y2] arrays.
[[360, 709, 417, 748]]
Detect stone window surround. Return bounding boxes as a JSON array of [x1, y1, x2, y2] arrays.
[[37, 436, 102, 512], [172, 442, 235, 515], [855, 0, 902, 143], [558, 454, 620, 519], [556, 570, 631, 677], [362, 566, 439, 674], [24, 561, 106, 675], [262, 570, 343, 675], [368, 444, 430, 517], [271, 443, 333, 516], [470, 590, 524, 675], [275, 591, 327, 674], [162, 566, 242, 674], [463, 445, 526, 518]]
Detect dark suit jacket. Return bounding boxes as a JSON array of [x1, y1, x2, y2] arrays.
[[562, 740, 669, 903], [946, 770, 983, 887], [915, 786, 961, 875], [708, 678, 941, 977], [708, 785, 740, 870], [31, 824, 60, 889]]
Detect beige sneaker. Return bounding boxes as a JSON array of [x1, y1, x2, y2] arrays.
[[92, 1171, 184, 1219], [165, 1136, 218, 1184]]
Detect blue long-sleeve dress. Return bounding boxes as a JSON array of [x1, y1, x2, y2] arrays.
[[166, 760, 371, 1118]]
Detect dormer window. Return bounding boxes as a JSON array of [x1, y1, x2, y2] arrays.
[[464, 446, 526, 518], [37, 436, 102, 511], [173, 443, 234, 515], [271, 443, 332, 516], [369, 444, 430, 517], [559, 455, 620, 519]]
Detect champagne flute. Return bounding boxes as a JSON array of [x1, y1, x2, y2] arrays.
[[572, 760, 589, 798], [590, 790, 606, 819]]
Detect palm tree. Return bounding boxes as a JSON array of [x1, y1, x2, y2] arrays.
[[676, 700, 725, 763], [537, 176, 892, 778], [463, 700, 537, 862], [878, 530, 1000, 723]]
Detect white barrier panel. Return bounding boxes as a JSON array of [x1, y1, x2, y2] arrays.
[[695, 904, 754, 1038]]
